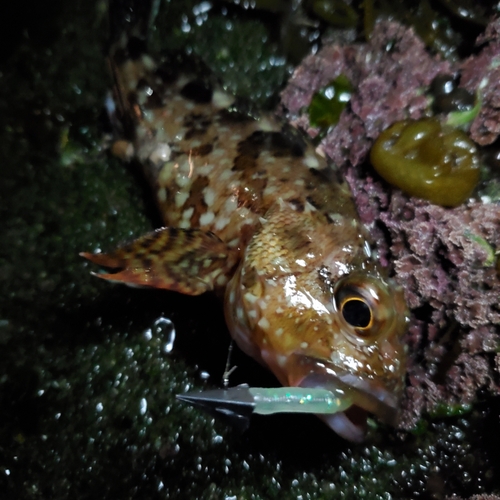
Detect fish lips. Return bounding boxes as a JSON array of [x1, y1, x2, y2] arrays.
[[295, 358, 401, 442]]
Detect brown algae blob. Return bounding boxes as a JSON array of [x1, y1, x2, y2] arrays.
[[370, 118, 480, 206]]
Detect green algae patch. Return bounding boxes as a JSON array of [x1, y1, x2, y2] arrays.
[[308, 74, 353, 129], [428, 403, 473, 419], [463, 231, 496, 267]]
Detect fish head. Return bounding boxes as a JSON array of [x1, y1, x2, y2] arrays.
[[224, 205, 409, 441]]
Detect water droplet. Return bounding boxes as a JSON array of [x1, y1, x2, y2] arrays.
[[140, 397, 147, 415], [153, 317, 176, 353], [143, 328, 153, 341]]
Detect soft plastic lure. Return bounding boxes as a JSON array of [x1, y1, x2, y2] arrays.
[[177, 386, 354, 431]]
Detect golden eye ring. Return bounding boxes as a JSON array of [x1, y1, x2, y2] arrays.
[[340, 296, 373, 331]]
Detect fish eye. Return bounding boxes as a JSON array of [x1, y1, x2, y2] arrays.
[[332, 272, 404, 344], [340, 297, 372, 330], [333, 279, 381, 339]]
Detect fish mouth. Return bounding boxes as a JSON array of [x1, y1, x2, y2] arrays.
[[294, 358, 400, 442]]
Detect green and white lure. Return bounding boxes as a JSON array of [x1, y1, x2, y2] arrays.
[[250, 386, 353, 415], [176, 385, 353, 425]]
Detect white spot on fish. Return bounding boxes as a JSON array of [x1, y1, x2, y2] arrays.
[[142, 55, 156, 71], [275, 328, 284, 337], [175, 191, 189, 207], [315, 145, 326, 158], [212, 90, 235, 109], [282, 190, 298, 199], [304, 201, 317, 213], [203, 187, 216, 207], [200, 211, 215, 225], [149, 143, 171, 165], [182, 207, 194, 220], [276, 355, 287, 368], [214, 217, 230, 231], [264, 185, 277, 196], [177, 175, 191, 188], [224, 195, 238, 212], [304, 155, 319, 169], [328, 213, 343, 223], [197, 164, 214, 176], [159, 161, 176, 183], [248, 310, 258, 319], [244, 292, 259, 304], [237, 306, 245, 321], [258, 117, 278, 132], [158, 188, 167, 202], [219, 169, 232, 181], [300, 342, 308, 349], [257, 317, 270, 330]]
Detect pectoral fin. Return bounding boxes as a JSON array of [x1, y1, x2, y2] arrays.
[[81, 227, 238, 295]]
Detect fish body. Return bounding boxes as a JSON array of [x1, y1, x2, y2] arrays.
[[83, 37, 408, 441]]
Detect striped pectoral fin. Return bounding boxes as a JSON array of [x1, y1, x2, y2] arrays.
[[80, 227, 239, 295]]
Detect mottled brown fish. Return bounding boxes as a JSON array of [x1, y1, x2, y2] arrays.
[[82, 37, 408, 442]]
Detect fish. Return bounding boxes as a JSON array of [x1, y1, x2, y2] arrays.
[[81, 32, 409, 442]]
